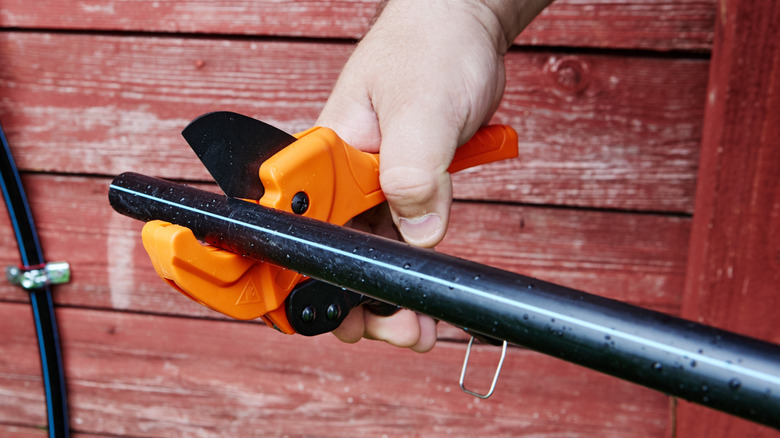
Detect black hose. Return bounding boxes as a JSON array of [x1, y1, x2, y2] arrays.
[[0, 122, 69, 438]]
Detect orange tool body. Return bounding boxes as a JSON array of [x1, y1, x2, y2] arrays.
[[142, 123, 518, 334]]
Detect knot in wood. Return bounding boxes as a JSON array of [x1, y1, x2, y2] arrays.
[[548, 56, 591, 95]]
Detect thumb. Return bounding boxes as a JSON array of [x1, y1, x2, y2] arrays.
[[378, 111, 460, 248]]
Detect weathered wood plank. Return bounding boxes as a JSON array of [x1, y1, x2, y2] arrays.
[[676, 0, 780, 435], [0, 0, 715, 51], [0, 426, 104, 438], [0, 32, 706, 212], [1, 303, 670, 436], [456, 51, 705, 212], [0, 425, 48, 437], [0, 174, 689, 318], [0, 2, 713, 435]]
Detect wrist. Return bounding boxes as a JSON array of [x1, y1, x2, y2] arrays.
[[469, 0, 554, 53], [374, 0, 552, 55]]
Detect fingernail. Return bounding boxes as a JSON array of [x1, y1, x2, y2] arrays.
[[398, 213, 442, 243]]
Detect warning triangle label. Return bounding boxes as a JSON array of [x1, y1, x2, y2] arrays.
[[236, 278, 263, 305]]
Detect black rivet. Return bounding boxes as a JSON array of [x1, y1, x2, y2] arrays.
[[301, 306, 316, 323], [291, 191, 309, 214], [326, 304, 341, 321]]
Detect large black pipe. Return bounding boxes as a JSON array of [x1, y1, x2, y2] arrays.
[[109, 172, 780, 429]]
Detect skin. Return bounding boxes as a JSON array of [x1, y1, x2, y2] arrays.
[[317, 0, 553, 352]]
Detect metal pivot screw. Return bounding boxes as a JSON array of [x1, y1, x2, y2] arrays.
[[301, 306, 316, 323], [291, 191, 309, 214], [326, 304, 341, 321]]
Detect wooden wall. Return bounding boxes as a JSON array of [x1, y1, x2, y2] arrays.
[[0, 0, 774, 436]]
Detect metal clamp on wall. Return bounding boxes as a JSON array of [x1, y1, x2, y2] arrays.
[[6, 262, 71, 290]]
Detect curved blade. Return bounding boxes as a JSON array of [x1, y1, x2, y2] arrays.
[[182, 111, 297, 199]]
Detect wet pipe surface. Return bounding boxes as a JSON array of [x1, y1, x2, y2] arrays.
[[109, 172, 780, 429]]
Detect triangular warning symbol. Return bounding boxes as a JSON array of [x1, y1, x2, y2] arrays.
[[235, 278, 263, 305]]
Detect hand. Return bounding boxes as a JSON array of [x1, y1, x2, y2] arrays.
[[330, 203, 440, 352], [317, 0, 551, 352]]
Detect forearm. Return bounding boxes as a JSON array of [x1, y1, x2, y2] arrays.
[[375, 0, 554, 54]]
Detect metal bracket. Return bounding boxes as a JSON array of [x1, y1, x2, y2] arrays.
[[459, 336, 508, 399], [6, 262, 71, 290]]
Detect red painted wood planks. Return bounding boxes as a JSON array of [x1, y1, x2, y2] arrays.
[[0, 0, 722, 434], [676, 0, 780, 435], [1, 303, 670, 436], [461, 52, 706, 212], [0, 32, 707, 212], [0, 174, 689, 318], [0, 425, 48, 437], [0, 0, 715, 51]]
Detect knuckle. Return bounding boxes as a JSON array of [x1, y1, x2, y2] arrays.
[[380, 167, 442, 210]]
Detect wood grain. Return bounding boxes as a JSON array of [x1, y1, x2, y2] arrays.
[[0, 174, 689, 319], [0, 1, 718, 434], [457, 52, 706, 212], [0, 425, 49, 437], [1, 303, 671, 437], [676, 0, 780, 435], [0, 32, 707, 212], [0, 0, 715, 51]]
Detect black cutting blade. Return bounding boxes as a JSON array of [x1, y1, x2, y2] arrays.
[[182, 111, 297, 200]]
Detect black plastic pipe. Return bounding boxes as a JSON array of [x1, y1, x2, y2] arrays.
[[1, 122, 69, 438], [108, 172, 780, 429]]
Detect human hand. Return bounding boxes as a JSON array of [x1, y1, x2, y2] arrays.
[[317, 0, 551, 352]]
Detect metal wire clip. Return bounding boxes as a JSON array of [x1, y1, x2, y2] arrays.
[[6, 262, 71, 290], [459, 336, 508, 399]]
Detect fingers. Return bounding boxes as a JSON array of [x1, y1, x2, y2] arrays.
[[320, 74, 459, 248], [365, 310, 438, 353], [376, 105, 459, 248], [317, 1, 514, 352], [412, 314, 438, 353], [331, 306, 367, 344], [319, 86, 458, 249], [331, 308, 438, 353], [316, 78, 381, 153]]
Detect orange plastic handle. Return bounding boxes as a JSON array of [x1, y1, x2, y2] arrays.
[[260, 124, 518, 226], [141, 124, 518, 332]]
